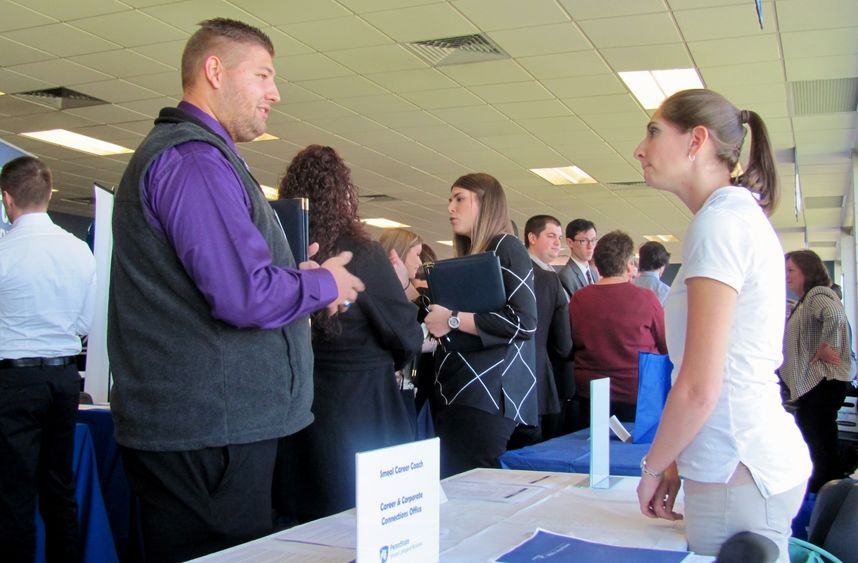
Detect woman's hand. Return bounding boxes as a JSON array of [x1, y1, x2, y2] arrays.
[[811, 342, 841, 366], [388, 248, 409, 288], [637, 462, 683, 521], [424, 304, 452, 338]]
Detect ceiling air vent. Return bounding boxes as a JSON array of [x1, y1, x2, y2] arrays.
[[12, 87, 107, 110], [359, 194, 398, 203], [808, 240, 837, 248], [789, 77, 858, 116], [804, 195, 843, 209], [402, 34, 509, 67]]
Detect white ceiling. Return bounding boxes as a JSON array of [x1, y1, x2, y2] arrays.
[[1, 0, 856, 260]]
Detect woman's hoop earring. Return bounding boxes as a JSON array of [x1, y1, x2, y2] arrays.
[[688, 154, 696, 162]]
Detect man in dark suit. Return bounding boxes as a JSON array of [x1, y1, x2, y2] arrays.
[[557, 218, 599, 297], [520, 215, 573, 442]]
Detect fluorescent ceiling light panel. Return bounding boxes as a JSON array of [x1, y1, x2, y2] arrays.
[[619, 69, 703, 109], [253, 133, 278, 141], [260, 185, 278, 201], [530, 166, 597, 185], [362, 218, 411, 229], [643, 234, 679, 243], [20, 129, 133, 156], [436, 240, 454, 247]]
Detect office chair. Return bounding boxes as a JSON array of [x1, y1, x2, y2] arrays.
[[806, 478, 858, 563]]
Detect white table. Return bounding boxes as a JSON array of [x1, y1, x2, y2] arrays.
[[193, 469, 710, 562]]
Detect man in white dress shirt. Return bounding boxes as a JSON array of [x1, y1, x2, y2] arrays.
[[0, 156, 97, 561], [557, 218, 599, 297]]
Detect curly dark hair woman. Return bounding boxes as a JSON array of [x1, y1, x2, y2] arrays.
[[273, 145, 422, 523], [278, 144, 369, 262]]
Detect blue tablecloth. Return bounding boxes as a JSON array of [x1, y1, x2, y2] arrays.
[[35, 423, 118, 563], [76, 406, 133, 552], [500, 425, 650, 476]]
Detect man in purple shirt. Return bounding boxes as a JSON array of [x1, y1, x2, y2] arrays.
[[108, 18, 364, 561]]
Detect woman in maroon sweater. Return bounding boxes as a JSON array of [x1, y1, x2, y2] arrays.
[[570, 230, 667, 423]]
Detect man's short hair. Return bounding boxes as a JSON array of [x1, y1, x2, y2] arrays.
[[524, 214, 561, 247], [0, 156, 52, 209], [565, 218, 596, 240], [638, 241, 671, 271], [181, 18, 275, 89]]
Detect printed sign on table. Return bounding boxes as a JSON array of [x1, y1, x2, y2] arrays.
[[356, 437, 440, 562]]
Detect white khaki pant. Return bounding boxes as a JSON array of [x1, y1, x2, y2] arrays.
[[683, 463, 807, 562]]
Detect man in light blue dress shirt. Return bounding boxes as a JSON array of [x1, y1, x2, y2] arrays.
[[633, 241, 671, 305]]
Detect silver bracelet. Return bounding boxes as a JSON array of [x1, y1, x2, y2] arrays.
[[640, 456, 664, 478]]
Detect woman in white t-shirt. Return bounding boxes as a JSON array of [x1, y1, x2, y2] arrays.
[[633, 89, 811, 560]]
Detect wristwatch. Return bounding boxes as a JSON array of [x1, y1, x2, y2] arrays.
[[447, 311, 460, 330]]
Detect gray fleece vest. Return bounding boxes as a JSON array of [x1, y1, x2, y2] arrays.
[[108, 107, 313, 451]]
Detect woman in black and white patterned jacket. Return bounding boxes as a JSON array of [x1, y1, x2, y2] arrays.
[[782, 249, 852, 493], [424, 173, 537, 478]]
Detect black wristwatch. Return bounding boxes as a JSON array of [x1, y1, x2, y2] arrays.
[[447, 311, 460, 330]]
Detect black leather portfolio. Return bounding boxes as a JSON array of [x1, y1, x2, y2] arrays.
[[424, 252, 505, 352], [270, 198, 309, 264]]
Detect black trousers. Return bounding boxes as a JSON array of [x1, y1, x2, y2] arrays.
[[120, 438, 278, 562], [574, 396, 637, 430], [0, 363, 81, 563], [435, 405, 516, 478], [795, 378, 847, 493]]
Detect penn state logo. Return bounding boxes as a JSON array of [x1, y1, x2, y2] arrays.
[[379, 545, 389, 562]]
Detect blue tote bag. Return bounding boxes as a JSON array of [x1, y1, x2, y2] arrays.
[[632, 352, 674, 444]]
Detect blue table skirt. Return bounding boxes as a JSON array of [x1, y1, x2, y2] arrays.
[[35, 423, 118, 563], [500, 425, 650, 476]]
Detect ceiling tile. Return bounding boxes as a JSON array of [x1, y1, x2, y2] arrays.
[[781, 28, 858, 60], [365, 68, 458, 93], [673, 3, 774, 41], [233, 0, 351, 25], [280, 16, 393, 51], [130, 40, 186, 68], [559, 0, 669, 20], [544, 73, 625, 98], [456, 119, 525, 137], [431, 104, 507, 124], [687, 34, 781, 66], [337, 0, 446, 13], [7, 59, 112, 87], [298, 75, 388, 99], [276, 53, 354, 81], [0, 68, 53, 94], [517, 51, 611, 79], [0, 36, 54, 67], [5, 23, 120, 58], [494, 99, 572, 120], [468, 81, 554, 104], [578, 13, 682, 48], [440, 59, 531, 86], [776, 0, 858, 32], [400, 88, 484, 109], [361, 3, 477, 42], [784, 54, 858, 81], [280, 99, 355, 121], [452, 0, 569, 31], [371, 110, 444, 129], [600, 43, 692, 71], [72, 79, 162, 104], [700, 60, 785, 89], [71, 11, 187, 47], [141, 1, 268, 33], [335, 93, 419, 115], [563, 94, 641, 115], [327, 44, 426, 74], [123, 71, 181, 97], [0, 1, 56, 32], [69, 49, 174, 78], [488, 23, 591, 57]]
